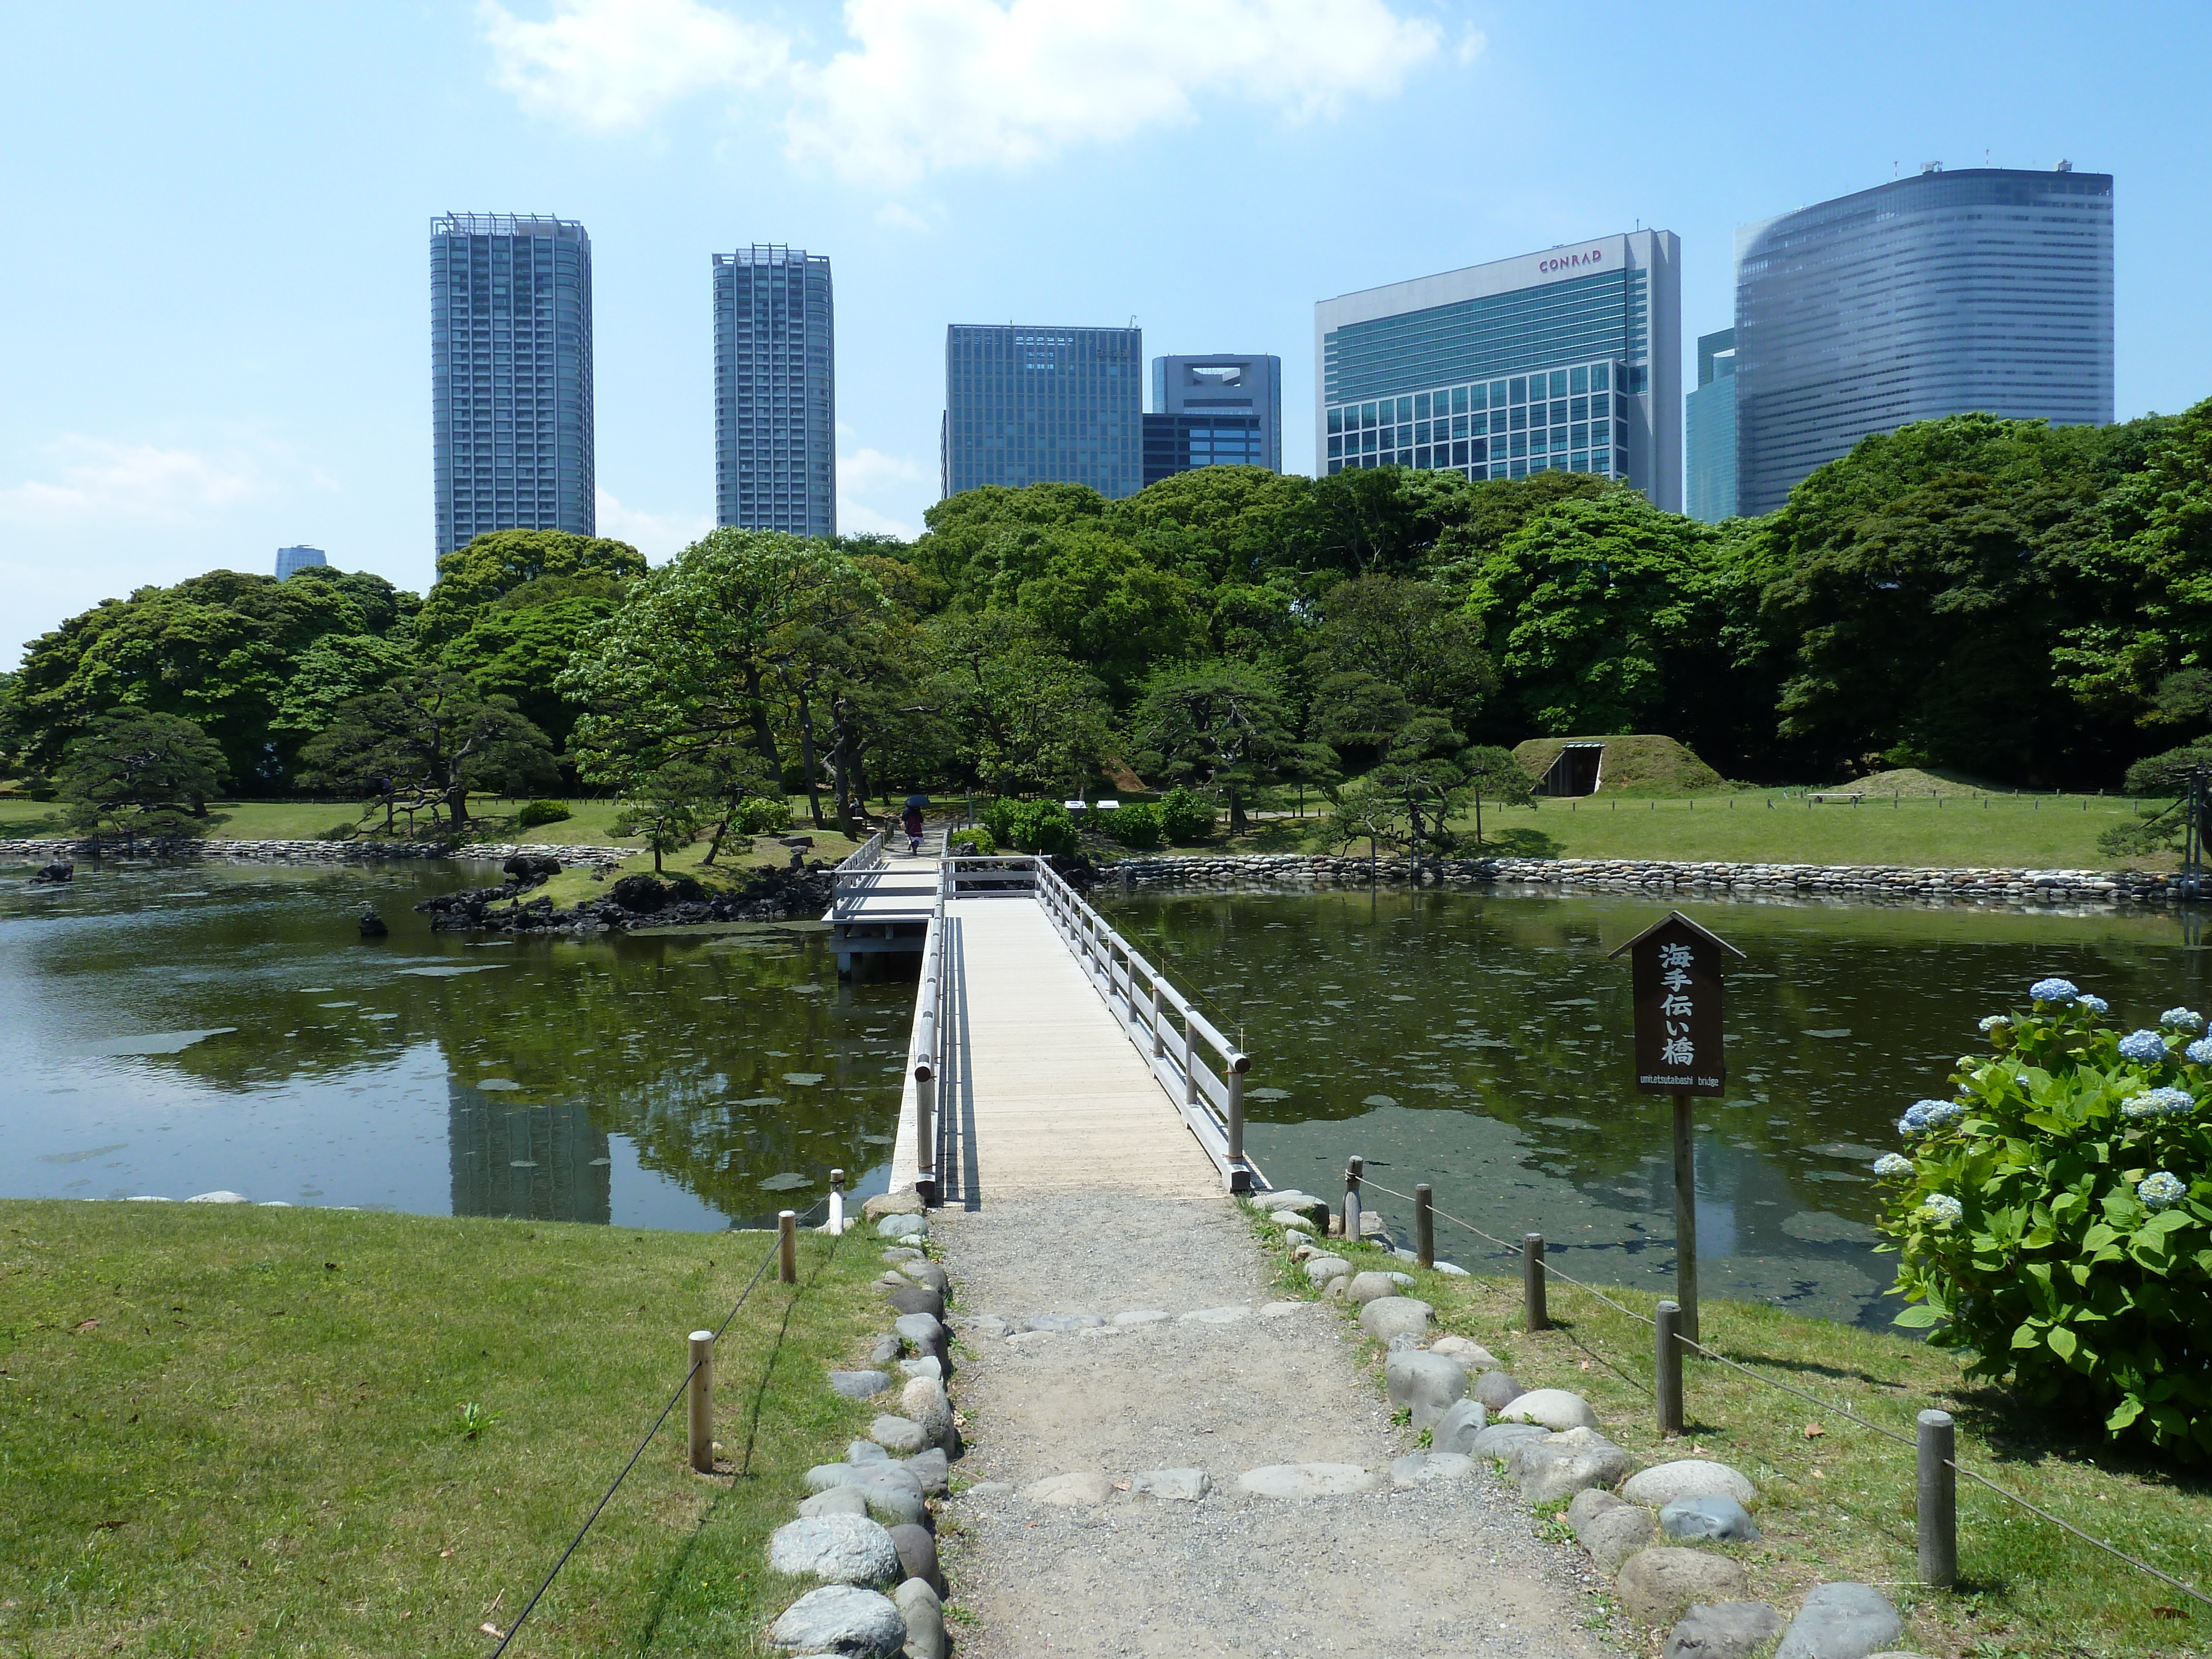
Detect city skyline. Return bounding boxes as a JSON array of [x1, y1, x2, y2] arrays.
[[4, 3, 2207, 659], [713, 244, 836, 538]]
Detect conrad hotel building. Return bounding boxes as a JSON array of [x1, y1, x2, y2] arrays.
[[1314, 230, 1681, 512]]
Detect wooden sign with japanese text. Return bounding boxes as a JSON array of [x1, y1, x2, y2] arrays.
[[1609, 911, 1743, 1096]]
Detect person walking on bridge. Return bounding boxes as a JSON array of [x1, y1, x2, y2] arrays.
[[901, 800, 926, 856]]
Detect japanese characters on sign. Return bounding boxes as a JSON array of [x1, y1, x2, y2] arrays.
[[1611, 911, 1740, 1096]]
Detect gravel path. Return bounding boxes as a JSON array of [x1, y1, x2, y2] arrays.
[[931, 1193, 1615, 1658]]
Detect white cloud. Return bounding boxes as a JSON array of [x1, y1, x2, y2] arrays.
[[0, 437, 261, 524], [838, 447, 926, 540], [481, 0, 789, 131], [1456, 23, 1485, 66], [594, 487, 713, 562], [839, 499, 921, 539], [841, 446, 925, 491], [481, 0, 1442, 182]]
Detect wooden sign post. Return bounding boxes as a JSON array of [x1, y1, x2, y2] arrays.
[[1610, 911, 1744, 1347]]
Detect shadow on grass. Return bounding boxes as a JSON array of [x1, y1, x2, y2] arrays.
[[1464, 827, 1563, 859]]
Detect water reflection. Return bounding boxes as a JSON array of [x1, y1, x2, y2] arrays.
[[448, 1080, 611, 1223], [1100, 885, 2208, 1327]]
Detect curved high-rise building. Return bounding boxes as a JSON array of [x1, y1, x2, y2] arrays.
[[714, 245, 836, 536], [1734, 167, 2112, 516]]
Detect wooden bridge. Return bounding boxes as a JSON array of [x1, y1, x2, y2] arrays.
[[825, 841, 1260, 1202]]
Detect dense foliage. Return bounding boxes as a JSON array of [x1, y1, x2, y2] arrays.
[[1881, 979, 2212, 1457], [12, 398, 2212, 833]]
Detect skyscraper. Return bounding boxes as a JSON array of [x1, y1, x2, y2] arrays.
[[941, 325, 1142, 500], [1734, 166, 2114, 517], [1142, 354, 1283, 486], [1683, 328, 1738, 523], [1314, 231, 1681, 511], [430, 213, 594, 559], [713, 246, 836, 537], [274, 544, 327, 580]]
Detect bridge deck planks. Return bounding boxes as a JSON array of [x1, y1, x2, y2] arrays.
[[938, 896, 1219, 1202]]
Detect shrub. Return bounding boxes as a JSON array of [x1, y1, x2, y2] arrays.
[[979, 798, 1078, 857], [1880, 980, 2212, 1458], [1107, 801, 1164, 850], [516, 798, 572, 828], [947, 827, 995, 854], [732, 794, 791, 834], [1157, 785, 1215, 844]]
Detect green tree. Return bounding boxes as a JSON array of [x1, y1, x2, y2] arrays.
[[1302, 574, 1495, 753], [56, 710, 229, 850], [296, 673, 556, 832], [1322, 714, 1469, 874], [1126, 664, 1307, 835], [612, 762, 713, 873], [270, 633, 420, 736], [920, 611, 1110, 799], [414, 529, 645, 649], [1459, 743, 1535, 845]]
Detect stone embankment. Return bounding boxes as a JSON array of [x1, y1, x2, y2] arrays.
[[1109, 851, 2177, 908], [0, 835, 634, 870], [416, 864, 832, 936]]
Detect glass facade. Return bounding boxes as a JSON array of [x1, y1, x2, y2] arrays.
[[941, 325, 1141, 500], [274, 544, 326, 580], [1142, 413, 1265, 486], [713, 246, 834, 538], [1683, 327, 1738, 523], [430, 213, 594, 558], [1735, 167, 2114, 517], [1150, 354, 1282, 474], [1314, 232, 1679, 510]]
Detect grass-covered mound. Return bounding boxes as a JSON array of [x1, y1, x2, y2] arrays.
[[1512, 734, 1731, 796], [1821, 766, 2000, 799]]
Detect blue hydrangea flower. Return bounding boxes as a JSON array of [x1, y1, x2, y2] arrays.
[[1873, 1152, 1913, 1177], [2187, 1038, 2212, 1067], [1920, 1193, 1964, 1224], [2121, 1086, 2194, 1120], [2030, 977, 2079, 1003], [1978, 1014, 2011, 1035], [2117, 1029, 2171, 1065], [2078, 994, 2109, 1016], [2162, 1007, 2204, 1031], [1897, 1099, 1965, 1136], [2140, 1171, 2188, 1211]]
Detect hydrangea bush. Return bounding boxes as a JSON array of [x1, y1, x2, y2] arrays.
[[1877, 976, 2212, 1458]]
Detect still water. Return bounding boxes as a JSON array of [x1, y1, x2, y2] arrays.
[[7, 858, 2204, 1327], [1099, 885, 2210, 1327], [0, 859, 915, 1228]]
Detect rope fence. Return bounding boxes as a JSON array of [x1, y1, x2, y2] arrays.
[[1337, 1168, 2212, 1613], [488, 1194, 839, 1655]]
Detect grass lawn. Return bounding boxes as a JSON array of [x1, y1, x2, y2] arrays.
[[1246, 1212, 2212, 1658], [0, 1201, 893, 1657]]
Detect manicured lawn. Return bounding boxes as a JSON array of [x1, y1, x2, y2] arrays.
[[0, 1201, 889, 1657], [1249, 1212, 2212, 1658]]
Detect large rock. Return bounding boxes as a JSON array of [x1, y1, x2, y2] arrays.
[[1234, 1463, 1381, 1498], [768, 1584, 907, 1656], [800, 1485, 870, 1520], [1356, 1296, 1433, 1342], [1303, 1255, 1353, 1285], [1345, 1270, 1415, 1304], [1623, 1459, 1759, 1510], [1569, 1490, 1658, 1573], [1023, 1470, 1113, 1505], [900, 1261, 950, 1296], [1774, 1583, 1903, 1659], [1024, 1312, 1105, 1332], [1432, 1335, 1500, 1368], [1468, 1422, 1549, 1461], [1130, 1467, 1212, 1501], [882, 1284, 944, 1321], [828, 1370, 894, 1400], [875, 1213, 927, 1241], [1665, 1601, 1786, 1659], [863, 1190, 924, 1219], [899, 1357, 943, 1383], [1661, 1494, 1760, 1544], [1616, 1548, 1750, 1627], [893, 1313, 946, 1367], [868, 1333, 902, 1366], [885, 1524, 939, 1592], [895, 1577, 946, 1659], [1498, 1388, 1599, 1431], [1471, 1369, 1524, 1411], [1385, 1349, 1469, 1431], [870, 1416, 926, 1455], [900, 1378, 954, 1448], [1431, 1397, 1488, 1455], [848, 1440, 888, 1465], [768, 1515, 901, 1587], [903, 1447, 950, 1496], [1390, 1452, 1476, 1488], [1511, 1426, 1633, 1503]]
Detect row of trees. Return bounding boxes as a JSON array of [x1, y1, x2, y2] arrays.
[[7, 396, 2212, 847]]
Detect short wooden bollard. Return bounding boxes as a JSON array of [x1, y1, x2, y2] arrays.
[[687, 1329, 714, 1473], [1414, 1183, 1434, 1269], [1918, 1408, 1958, 1588], [828, 1168, 846, 1237], [1655, 1300, 1684, 1436], [1523, 1233, 1548, 1331], [779, 1209, 797, 1284], [1343, 1156, 1364, 1243]]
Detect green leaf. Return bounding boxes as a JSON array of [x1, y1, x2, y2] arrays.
[[1893, 1304, 1943, 1328], [2047, 1325, 2079, 1362]]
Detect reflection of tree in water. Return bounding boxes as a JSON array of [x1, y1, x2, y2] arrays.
[[448, 1077, 611, 1223]]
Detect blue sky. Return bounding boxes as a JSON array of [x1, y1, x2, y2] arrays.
[[4, 0, 2209, 664]]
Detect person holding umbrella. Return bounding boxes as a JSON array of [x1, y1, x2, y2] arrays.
[[901, 794, 928, 856]]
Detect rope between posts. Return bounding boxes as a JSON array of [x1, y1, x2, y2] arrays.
[[488, 1198, 831, 1656], [1343, 1176, 2212, 1611]]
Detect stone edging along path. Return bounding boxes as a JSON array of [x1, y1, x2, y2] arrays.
[[0, 836, 633, 871], [1108, 851, 2179, 909]]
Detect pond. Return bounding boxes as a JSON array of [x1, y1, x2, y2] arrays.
[[1097, 885, 2210, 1329], [0, 859, 916, 1228]]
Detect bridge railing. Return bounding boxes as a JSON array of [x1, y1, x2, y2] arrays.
[[902, 860, 949, 1205], [944, 854, 1039, 898], [1032, 858, 1258, 1194], [828, 830, 889, 917]]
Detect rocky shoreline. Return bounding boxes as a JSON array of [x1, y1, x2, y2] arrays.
[[414, 860, 833, 935], [1105, 850, 2180, 909], [0, 834, 635, 870]]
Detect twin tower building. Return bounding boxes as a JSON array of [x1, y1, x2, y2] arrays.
[[430, 169, 2112, 556]]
